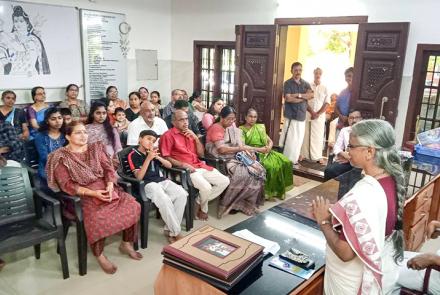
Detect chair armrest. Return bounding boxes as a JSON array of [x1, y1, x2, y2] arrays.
[[430, 265, 440, 272], [56, 192, 84, 221], [117, 179, 132, 194], [117, 172, 147, 201], [33, 188, 63, 228], [162, 166, 191, 190]]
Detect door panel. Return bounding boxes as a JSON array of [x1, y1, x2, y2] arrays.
[[234, 25, 277, 136], [351, 22, 409, 124]]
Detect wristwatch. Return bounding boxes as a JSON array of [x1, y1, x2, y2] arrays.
[[298, 93, 302, 99]]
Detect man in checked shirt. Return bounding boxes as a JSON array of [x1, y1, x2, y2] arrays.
[[0, 121, 24, 162]]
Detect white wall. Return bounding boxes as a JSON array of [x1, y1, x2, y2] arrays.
[[170, 0, 440, 145], [4, 0, 172, 105]]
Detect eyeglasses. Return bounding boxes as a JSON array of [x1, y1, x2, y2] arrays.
[[347, 144, 368, 149]]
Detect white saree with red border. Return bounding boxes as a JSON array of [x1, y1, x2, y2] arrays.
[[324, 175, 398, 295]]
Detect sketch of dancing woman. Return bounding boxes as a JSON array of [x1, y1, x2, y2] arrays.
[[0, 5, 50, 76]]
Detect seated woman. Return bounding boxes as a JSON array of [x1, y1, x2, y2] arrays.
[[46, 122, 142, 274], [239, 108, 293, 200], [189, 91, 207, 121], [312, 119, 404, 294], [206, 106, 265, 218], [150, 91, 162, 117], [58, 84, 87, 123], [34, 108, 66, 187], [86, 101, 122, 158], [0, 90, 29, 141], [139, 87, 149, 103], [26, 86, 49, 139], [125, 91, 141, 121], [202, 98, 224, 131]]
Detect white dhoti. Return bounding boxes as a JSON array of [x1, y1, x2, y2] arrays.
[[144, 179, 188, 236], [279, 118, 305, 164], [300, 113, 326, 161]]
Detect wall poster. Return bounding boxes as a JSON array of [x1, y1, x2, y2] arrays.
[[80, 9, 128, 101]]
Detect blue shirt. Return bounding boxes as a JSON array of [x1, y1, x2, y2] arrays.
[[336, 88, 351, 117], [34, 132, 66, 180]]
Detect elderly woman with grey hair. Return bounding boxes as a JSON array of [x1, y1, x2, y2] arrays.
[[312, 119, 405, 294]]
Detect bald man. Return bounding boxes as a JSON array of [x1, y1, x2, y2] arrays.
[[127, 101, 168, 146], [160, 110, 229, 220]]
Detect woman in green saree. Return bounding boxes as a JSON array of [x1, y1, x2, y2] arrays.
[[239, 108, 293, 200]]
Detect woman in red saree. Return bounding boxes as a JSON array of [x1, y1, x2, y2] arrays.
[[46, 122, 142, 274], [205, 106, 265, 218], [313, 119, 405, 294]]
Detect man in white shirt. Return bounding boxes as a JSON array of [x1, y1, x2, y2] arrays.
[[127, 101, 168, 146], [323, 110, 362, 180], [300, 67, 329, 164]]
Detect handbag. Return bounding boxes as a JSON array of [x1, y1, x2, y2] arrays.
[[235, 151, 255, 166]]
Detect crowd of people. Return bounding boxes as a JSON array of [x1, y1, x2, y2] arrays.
[[0, 84, 295, 274], [1, 64, 434, 294]]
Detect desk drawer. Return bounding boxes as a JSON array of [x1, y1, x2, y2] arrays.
[[414, 184, 434, 210]]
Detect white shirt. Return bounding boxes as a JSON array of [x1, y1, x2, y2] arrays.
[[309, 83, 329, 112], [127, 116, 168, 146], [333, 126, 351, 158]]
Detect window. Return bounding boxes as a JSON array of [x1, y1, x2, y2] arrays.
[[404, 45, 440, 145], [194, 41, 235, 108]]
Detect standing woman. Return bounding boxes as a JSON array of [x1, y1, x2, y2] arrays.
[[150, 91, 162, 117], [86, 102, 122, 158], [0, 90, 29, 140], [202, 98, 224, 131], [240, 108, 293, 200], [206, 106, 266, 218], [139, 87, 149, 103], [59, 84, 87, 123], [125, 91, 141, 121], [26, 86, 49, 139], [34, 107, 65, 185], [46, 122, 142, 274], [312, 119, 404, 294]]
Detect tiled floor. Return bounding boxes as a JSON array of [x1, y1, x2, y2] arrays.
[[1, 176, 439, 295], [0, 178, 319, 295]]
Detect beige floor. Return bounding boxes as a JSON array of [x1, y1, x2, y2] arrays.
[[1, 177, 439, 295], [0, 177, 319, 295]]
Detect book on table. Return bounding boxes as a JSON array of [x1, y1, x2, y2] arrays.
[[162, 225, 264, 282]]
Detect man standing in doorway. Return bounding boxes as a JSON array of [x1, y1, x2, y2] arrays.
[[300, 67, 329, 164], [279, 62, 314, 164]]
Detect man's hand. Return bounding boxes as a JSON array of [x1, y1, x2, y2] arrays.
[[335, 152, 350, 163], [310, 111, 318, 120], [182, 163, 196, 173], [407, 253, 439, 270], [182, 129, 198, 140]]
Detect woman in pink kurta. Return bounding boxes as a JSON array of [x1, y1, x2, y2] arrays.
[[46, 122, 142, 274]]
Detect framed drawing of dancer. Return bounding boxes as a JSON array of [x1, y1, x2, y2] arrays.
[[0, 1, 82, 89]]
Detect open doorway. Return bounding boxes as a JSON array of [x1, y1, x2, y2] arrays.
[[280, 24, 358, 176]]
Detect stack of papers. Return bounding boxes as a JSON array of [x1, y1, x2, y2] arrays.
[[233, 229, 280, 255]]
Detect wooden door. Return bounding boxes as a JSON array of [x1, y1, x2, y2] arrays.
[[234, 25, 278, 137], [351, 22, 409, 125]]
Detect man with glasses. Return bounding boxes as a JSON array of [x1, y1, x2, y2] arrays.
[[324, 110, 362, 180]]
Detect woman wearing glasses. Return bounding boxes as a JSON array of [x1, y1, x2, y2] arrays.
[[313, 119, 405, 294]]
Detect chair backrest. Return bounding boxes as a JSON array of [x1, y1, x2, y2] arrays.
[[117, 146, 136, 178], [0, 167, 35, 227], [23, 140, 39, 169]]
